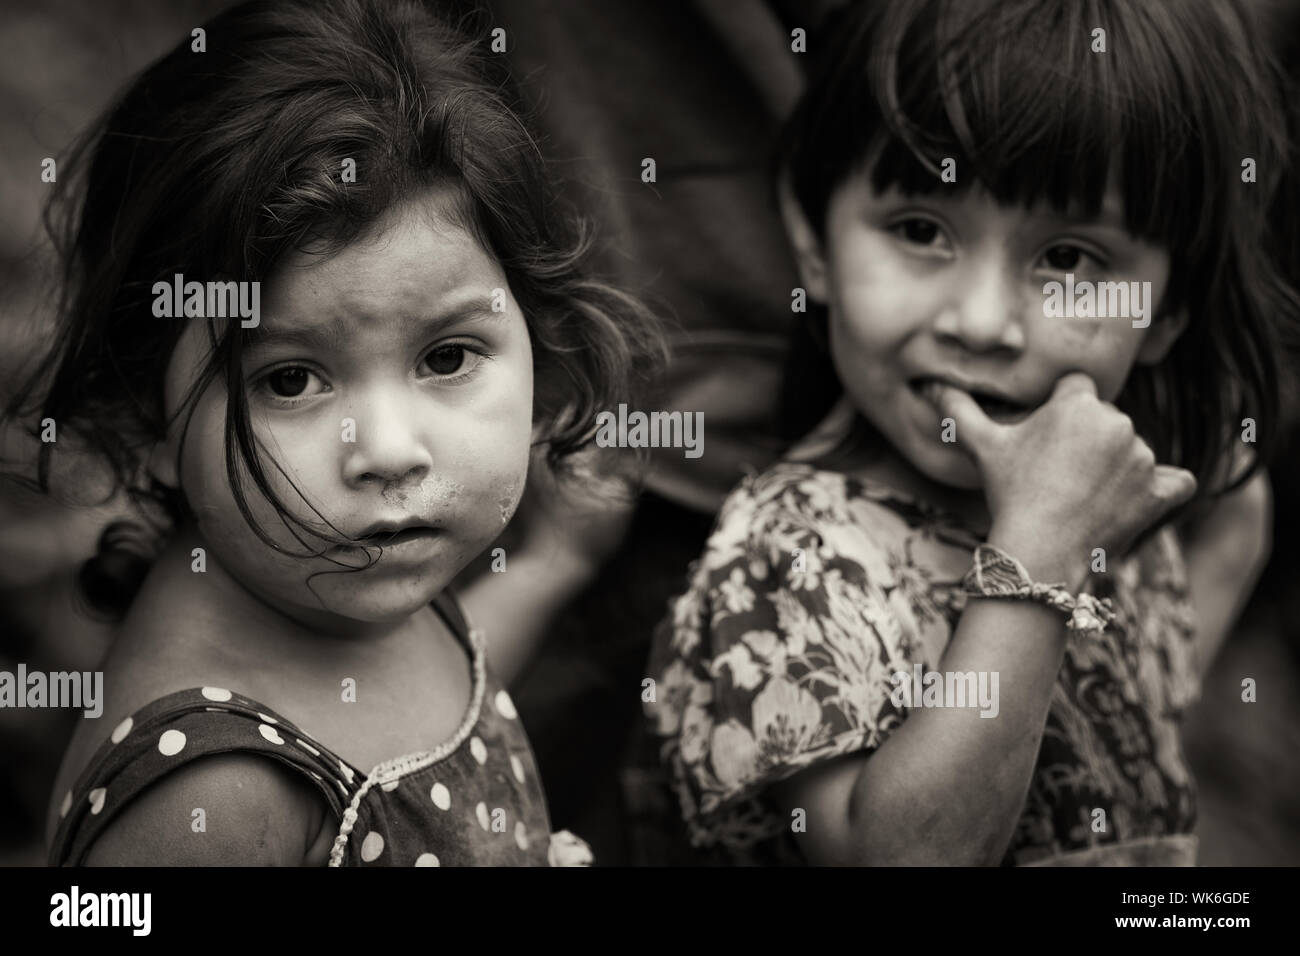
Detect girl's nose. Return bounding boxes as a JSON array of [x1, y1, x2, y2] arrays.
[[341, 389, 434, 488], [932, 257, 1027, 353]]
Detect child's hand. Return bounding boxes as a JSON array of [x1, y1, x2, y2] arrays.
[[929, 372, 1197, 586]]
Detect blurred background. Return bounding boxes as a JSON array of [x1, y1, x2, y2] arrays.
[[2, 0, 1297, 866]]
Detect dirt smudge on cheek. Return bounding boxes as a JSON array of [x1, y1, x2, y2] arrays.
[[392, 474, 465, 512], [496, 473, 525, 525], [497, 495, 515, 525]]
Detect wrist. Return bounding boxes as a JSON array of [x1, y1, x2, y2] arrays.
[[963, 541, 1116, 638], [985, 523, 1089, 591]]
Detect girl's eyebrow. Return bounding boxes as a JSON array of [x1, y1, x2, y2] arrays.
[[246, 295, 502, 352]]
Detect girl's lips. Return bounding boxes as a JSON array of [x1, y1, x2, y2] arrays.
[[330, 526, 444, 559], [360, 526, 438, 546], [909, 377, 1038, 425]]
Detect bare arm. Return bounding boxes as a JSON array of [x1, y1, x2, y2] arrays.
[[80, 754, 331, 866], [457, 447, 638, 687], [772, 536, 1076, 866], [458, 544, 604, 686]]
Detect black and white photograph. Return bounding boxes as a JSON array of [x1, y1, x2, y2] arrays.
[[0, 0, 1297, 936]]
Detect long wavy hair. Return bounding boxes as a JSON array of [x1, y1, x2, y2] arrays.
[[3, 0, 664, 617]]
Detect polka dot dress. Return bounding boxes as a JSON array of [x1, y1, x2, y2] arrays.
[[50, 593, 587, 867]]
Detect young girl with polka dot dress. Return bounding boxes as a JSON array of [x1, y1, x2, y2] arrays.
[[14, 0, 659, 866]]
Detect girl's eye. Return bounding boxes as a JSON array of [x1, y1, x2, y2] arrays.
[[889, 217, 948, 250], [264, 366, 324, 399], [420, 344, 482, 379], [1041, 244, 1104, 273]]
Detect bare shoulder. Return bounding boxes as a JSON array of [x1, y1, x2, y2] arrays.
[[45, 571, 323, 856], [46, 630, 337, 864], [45, 616, 205, 848], [80, 752, 330, 866]]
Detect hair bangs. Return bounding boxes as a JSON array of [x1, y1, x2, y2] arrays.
[[780, 0, 1296, 505], [859, 0, 1220, 280]]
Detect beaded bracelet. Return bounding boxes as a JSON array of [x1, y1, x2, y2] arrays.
[[961, 544, 1116, 637]]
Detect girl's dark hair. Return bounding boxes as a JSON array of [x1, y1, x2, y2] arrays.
[[778, 0, 1298, 504], [3, 0, 663, 618]]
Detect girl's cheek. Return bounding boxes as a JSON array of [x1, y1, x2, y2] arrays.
[[1032, 321, 1145, 400], [443, 357, 533, 527], [460, 414, 532, 525], [259, 415, 340, 498], [1045, 312, 1112, 351], [179, 397, 236, 521], [179, 395, 314, 546], [488, 467, 527, 527], [833, 237, 929, 345]]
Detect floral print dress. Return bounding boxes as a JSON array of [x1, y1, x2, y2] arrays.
[[643, 461, 1202, 866]]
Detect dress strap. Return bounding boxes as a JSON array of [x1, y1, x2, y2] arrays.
[[431, 588, 472, 643]]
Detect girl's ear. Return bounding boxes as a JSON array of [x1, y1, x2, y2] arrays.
[[778, 176, 829, 304], [1135, 307, 1190, 365]]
